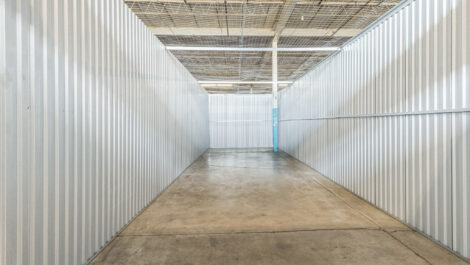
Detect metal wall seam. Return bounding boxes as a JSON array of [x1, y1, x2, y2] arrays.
[[453, 113, 469, 258], [452, 0, 469, 258], [0, 0, 4, 263], [279, 0, 469, 259], [0, 0, 209, 264]]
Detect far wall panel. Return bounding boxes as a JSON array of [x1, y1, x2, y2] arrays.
[[209, 94, 272, 148]]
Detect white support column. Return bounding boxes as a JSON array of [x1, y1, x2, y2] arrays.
[[272, 38, 279, 152]]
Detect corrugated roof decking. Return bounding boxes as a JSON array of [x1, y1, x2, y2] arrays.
[[124, 0, 401, 93]]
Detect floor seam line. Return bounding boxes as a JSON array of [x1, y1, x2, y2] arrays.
[[117, 227, 383, 237], [306, 173, 383, 228], [207, 165, 277, 169], [384, 230, 433, 265], [300, 172, 435, 265]]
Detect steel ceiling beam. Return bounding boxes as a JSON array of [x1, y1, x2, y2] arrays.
[[127, 0, 397, 6], [198, 81, 293, 84], [149, 27, 362, 37], [167, 46, 340, 52]]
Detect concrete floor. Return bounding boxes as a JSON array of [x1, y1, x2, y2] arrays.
[[91, 149, 468, 265]]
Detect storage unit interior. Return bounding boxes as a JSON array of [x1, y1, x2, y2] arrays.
[[0, 0, 469, 264]]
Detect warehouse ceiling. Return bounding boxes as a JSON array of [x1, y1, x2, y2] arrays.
[[124, 0, 402, 93]]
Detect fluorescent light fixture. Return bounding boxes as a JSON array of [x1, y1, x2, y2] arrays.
[[198, 81, 293, 84], [167, 46, 340, 52], [200, 83, 233, 87]]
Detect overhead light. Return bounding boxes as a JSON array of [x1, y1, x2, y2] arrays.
[[167, 46, 340, 52], [198, 81, 293, 84], [200, 83, 233, 87]]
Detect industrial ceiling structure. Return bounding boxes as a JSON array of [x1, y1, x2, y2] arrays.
[[124, 0, 402, 93]]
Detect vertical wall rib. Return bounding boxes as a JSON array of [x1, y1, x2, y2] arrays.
[[452, 0, 470, 258], [0, 0, 210, 264], [279, 0, 469, 259], [0, 0, 5, 263]]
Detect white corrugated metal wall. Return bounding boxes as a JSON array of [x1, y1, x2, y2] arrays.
[[0, 0, 209, 264], [279, 0, 469, 260], [209, 94, 272, 148]]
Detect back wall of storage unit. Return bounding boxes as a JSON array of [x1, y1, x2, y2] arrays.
[[0, 0, 209, 265], [209, 94, 272, 148], [279, 0, 469, 260]]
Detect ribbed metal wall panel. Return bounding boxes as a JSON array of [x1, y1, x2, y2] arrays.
[[0, 1, 5, 264], [279, 0, 469, 259], [453, 113, 470, 258], [209, 94, 272, 148], [452, 0, 469, 258], [0, 0, 209, 264]]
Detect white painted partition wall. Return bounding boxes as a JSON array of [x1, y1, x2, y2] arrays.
[[209, 94, 272, 148], [279, 0, 469, 260], [0, 0, 209, 265]]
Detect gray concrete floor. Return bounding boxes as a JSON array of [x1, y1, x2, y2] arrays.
[[91, 149, 468, 265]]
